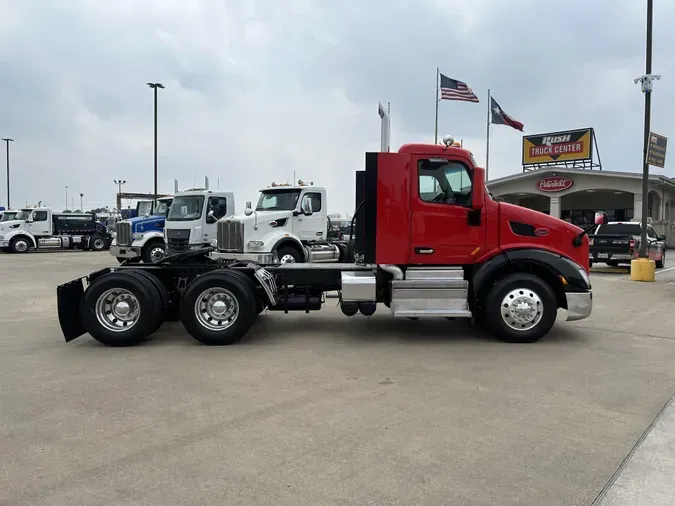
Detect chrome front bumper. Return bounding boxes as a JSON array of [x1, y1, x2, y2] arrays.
[[110, 244, 140, 259], [565, 291, 592, 321], [0, 240, 8, 248], [210, 251, 275, 264]]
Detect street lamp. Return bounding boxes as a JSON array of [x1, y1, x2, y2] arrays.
[[65, 185, 69, 212], [114, 179, 126, 211], [147, 82, 164, 207], [79, 193, 84, 212], [633, 0, 659, 262], [1, 138, 13, 208]]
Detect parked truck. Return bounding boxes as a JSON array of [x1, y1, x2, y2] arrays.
[[212, 181, 351, 264], [0, 208, 111, 253], [589, 221, 666, 268], [164, 189, 235, 255], [57, 135, 595, 348], [110, 196, 173, 264]]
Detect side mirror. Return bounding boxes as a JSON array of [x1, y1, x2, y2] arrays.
[[594, 212, 609, 225], [205, 210, 217, 224], [472, 166, 486, 210], [244, 201, 253, 216], [301, 197, 313, 216], [658, 234, 666, 241]]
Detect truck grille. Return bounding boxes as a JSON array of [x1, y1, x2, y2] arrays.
[[217, 219, 244, 251], [116, 221, 132, 246], [166, 229, 191, 254]]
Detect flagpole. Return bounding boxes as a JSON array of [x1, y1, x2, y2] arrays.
[[485, 88, 491, 181], [434, 67, 439, 144]]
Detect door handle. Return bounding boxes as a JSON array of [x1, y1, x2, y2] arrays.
[[415, 247, 434, 254]]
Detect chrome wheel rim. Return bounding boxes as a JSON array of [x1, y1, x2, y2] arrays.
[[14, 240, 29, 252], [95, 288, 140, 332], [194, 288, 239, 331], [500, 288, 543, 331], [93, 239, 105, 249], [149, 247, 165, 263], [279, 254, 296, 264]]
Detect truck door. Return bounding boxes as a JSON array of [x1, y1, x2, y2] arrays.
[[296, 192, 325, 241], [205, 196, 229, 243], [410, 157, 485, 265], [28, 210, 51, 236]]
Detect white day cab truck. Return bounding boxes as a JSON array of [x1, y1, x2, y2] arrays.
[[164, 189, 235, 256], [0, 208, 111, 253], [212, 181, 351, 264]]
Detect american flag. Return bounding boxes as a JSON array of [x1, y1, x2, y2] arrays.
[[439, 74, 479, 103]]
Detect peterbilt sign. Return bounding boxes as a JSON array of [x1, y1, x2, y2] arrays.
[[536, 176, 573, 192]]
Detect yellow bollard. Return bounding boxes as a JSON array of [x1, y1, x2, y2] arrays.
[[630, 257, 656, 282]]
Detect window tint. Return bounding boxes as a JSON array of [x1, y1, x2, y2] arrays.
[[208, 196, 228, 219], [418, 159, 472, 206], [33, 211, 48, 221], [304, 192, 322, 212], [596, 224, 641, 235], [647, 226, 657, 238]]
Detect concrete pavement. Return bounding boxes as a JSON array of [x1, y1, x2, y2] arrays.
[[0, 252, 674, 505]]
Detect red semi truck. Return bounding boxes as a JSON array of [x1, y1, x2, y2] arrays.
[[57, 136, 595, 347]]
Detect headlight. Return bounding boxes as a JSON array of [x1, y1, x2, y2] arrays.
[[248, 240, 264, 248], [132, 232, 144, 240], [210, 238, 218, 247]]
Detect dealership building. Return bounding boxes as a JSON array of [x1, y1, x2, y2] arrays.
[[486, 128, 674, 241]]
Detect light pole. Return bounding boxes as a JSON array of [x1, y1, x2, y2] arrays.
[[1, 138, 13, 208], [65, 185, 69, 212], [114, 179, 126, 211], [634, 0, 659, 260], [79, 193, 84, 211], [147, 82, 164, 207]]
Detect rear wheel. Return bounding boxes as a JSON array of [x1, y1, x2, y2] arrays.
[[122, 269, 169, 333], [485, 273, 557, 343], [180, 271, 257, 345], [606, 260, 619, 267], [656, 250, 665, 269], [80, 272, 162, 346]]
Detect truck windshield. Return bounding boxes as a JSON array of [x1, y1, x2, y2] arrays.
[[0, 212, 18, 222], [595, 224, 642, 235], [154, 200, 171, 216], [167, 196, 205, 221], [15, 209, 32, 220], [137, 201, 153, 217], [256, 189, 301, 211]]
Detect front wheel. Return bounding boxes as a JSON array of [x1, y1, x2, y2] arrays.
[[276, 246, 302, 264], [656, 250, 665, 269], [141, 240, 166, 264], [180, 271, 258, 345], [484, 273, 557, 343], [9, 236, 31, 253]]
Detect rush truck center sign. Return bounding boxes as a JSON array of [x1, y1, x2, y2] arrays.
[[536, 176, 574, 192], [522, 128, 593, 165]]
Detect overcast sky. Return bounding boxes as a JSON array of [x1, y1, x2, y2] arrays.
[[1, 0, 673, 214]]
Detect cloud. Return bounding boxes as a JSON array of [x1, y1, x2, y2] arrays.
[[0, 0, 673, 214]]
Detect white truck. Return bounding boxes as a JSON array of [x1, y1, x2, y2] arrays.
[[110, 196, 173, 264], [213, 181, 350, 264], [0, 208, 111, 253], [164, 189, 235, 255]]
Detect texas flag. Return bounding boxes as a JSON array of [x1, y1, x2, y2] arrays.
[[490, 96, 524, 132]]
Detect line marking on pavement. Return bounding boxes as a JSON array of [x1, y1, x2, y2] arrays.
[[656, 266, 675, 274], [591, 392, 675, 505]]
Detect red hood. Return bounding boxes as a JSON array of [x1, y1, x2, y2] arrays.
[[498, 202, 589, 270]]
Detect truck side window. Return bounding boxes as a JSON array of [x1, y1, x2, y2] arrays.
[[33, 211, 48, 221], [418, 159, 472, 206], [304, 193, 322, 212], [208, 197, 228, 219]]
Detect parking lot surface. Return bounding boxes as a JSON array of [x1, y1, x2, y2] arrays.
[[1, 252, 674, 505]]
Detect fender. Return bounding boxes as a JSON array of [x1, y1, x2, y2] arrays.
[[4, 229, 37, 248], [472, 248, 590, 298], [131, 231, 164, 248], [272, 236, 307, 261]]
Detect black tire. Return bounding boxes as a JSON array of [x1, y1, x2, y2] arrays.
[[90, 236, 107, 251], [79, 272, 162, 346], [225, 268, 266, 314], [606, 260, 619, 267], [141, 239, 166, 264], [484, 273, 557, 343], [336, 242, 349, 263], [180, 271, 257, 345], [276, 245, 302, 264], [656, 250, 665, 269], [122, 269, 169, 333], [9, 236, 31, 253]]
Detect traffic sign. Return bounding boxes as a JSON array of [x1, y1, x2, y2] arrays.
[[647, 132, 667, 168]]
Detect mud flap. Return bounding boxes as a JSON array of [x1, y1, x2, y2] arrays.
[[57, 278, 86, 342]]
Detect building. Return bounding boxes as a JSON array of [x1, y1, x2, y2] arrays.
[[487, 167, 675, 241]]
